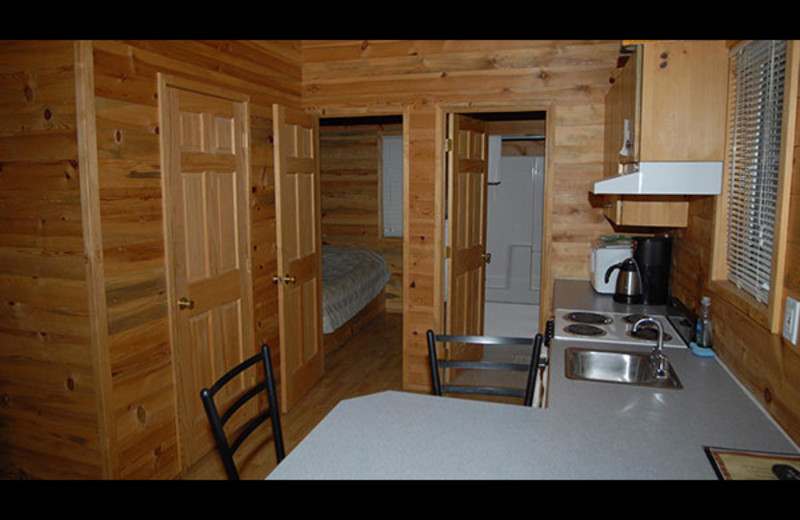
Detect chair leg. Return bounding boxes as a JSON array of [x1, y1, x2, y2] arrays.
[[426, 330, 442, 396], [261, 344, 285, 463], [524, 334, 543, 407]]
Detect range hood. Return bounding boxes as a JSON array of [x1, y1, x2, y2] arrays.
[[592, 162, 723, 195]]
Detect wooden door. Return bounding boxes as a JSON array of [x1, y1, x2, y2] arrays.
[[272, 105, 323, 412], [159, 76, 255, 469], [446, 114, 489, 337]]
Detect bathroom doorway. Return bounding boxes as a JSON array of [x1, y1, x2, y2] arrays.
[[478, 112, 546, 338]]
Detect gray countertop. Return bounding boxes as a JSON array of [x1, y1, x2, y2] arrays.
[[553, 278, 673, 315], [267, 280, 798, 479]]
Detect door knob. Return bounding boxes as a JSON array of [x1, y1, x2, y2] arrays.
[[272, 274, 297, 285], [178, 297, 195, 310], [481, 252, 492, 263]]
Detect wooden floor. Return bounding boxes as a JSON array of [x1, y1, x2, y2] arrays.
[[182, 311, 405, 480]]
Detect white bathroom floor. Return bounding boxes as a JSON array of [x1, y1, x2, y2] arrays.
[[451, 301, 546, 405], [483, 302, 539, 337]]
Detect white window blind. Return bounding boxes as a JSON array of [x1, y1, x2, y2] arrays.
[[382, 135, 403, 237], [726, 40, 787, 303]]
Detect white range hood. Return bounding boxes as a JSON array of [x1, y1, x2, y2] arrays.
[[592, 162, 723, 195]]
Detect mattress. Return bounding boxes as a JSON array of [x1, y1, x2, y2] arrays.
[[322, 245, 391, 334]]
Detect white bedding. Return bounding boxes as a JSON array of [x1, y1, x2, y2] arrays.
[[322, 245, 391, 334]]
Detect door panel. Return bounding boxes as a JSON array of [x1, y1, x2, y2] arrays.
[[273, 105, 323, 413], [446, 114, 489, 338], [160, 76, 255, 469]]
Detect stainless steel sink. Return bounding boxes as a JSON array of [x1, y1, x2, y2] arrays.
[[565, 347, 683, 390]]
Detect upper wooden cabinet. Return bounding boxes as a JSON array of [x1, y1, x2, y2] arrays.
[[602, 40, 729, 227]]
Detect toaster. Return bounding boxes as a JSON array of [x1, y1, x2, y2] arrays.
[[590, 236, 634, 294]]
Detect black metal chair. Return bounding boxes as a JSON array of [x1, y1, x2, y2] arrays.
[[200, 344, 285, 480], [426, 330, 544, 407]]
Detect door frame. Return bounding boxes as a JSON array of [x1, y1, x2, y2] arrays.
[[435, 103, 555, 334], [157, 73, 255, 471]]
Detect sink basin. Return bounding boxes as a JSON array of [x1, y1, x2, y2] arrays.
[[565, 347, 683, 390]]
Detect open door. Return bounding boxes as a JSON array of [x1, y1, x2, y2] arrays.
[[272, 105, 324, 413], [446, 113, 490, 337], [159, 76, 255, 469]]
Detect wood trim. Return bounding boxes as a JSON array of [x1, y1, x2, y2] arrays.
[[540, 105, 555, 330], [433, 106, 445, 339], [159, 73, 250, 103], [73, 40, 116, 479], [768, 40, 800, 332], [710, 46, 737, 283], [156, 72, 184, 473]]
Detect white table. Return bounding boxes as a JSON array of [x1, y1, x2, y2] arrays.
[[267, 391, 550, 480], [268, 345, 799, 480]]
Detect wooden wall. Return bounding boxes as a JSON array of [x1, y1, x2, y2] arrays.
[[93, 40, 301, 479], [301, 40, 621, 390], [319, 122, 403, 313], [0, 40, 302, 479], [0, 41, 105, 479], [670, 64, 800, 445]]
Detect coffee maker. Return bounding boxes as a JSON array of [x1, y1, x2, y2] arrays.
[[633, 235, 672, 305]]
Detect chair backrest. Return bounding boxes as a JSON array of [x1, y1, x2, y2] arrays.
[[200, 344, 285, 480], [426, 330, 544, 407]]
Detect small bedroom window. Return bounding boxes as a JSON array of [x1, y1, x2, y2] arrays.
[[381, 134, 403, 238]]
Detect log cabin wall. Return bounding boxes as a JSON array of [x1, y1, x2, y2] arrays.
[[0, 41, 105, 479], [0, 40, 301, 479], [92, 40, 300, 479], [301, 40, 621, 390], [319, 121, 403, 313], [669, 64, 800, 445]]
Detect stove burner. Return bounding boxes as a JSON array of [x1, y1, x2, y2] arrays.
[[564, 312, 612, 325], [564, 324, 606, 337], [622, 314, 651, 324], [627, 328, 673, 342]]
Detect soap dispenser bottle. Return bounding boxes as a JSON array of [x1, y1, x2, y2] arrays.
[[695, 296, 713, 348]]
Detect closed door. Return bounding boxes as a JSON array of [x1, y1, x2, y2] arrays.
[[159, 75, 255, 469], [272, 104, 323, 412], [446, 113, 489, 337]]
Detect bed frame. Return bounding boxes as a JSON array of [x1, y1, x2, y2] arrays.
[[323, 290, 386, 356]]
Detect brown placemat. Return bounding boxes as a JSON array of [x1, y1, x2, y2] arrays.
[[704, 446, 800, 480]]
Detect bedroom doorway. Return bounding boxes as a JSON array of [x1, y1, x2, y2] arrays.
[[444, 110, 548, 338], [316, 114, 405, 372]]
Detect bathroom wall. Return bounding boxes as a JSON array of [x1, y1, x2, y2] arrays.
[[485, 137, 545, 305]]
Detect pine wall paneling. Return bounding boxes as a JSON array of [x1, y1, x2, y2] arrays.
[[0, 39, 302, 479], [0, 40, 105, 479], [92, 40, 301, 478]]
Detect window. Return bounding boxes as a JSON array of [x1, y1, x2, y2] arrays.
[[381, 135, 403, 237], [713, 39, 797, 332], [725, 40, 787, 303]]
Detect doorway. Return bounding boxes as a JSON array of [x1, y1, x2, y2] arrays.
[[316, 114, 404, 375], [444, 111, 547, 338], [442, 110, 549, 406]]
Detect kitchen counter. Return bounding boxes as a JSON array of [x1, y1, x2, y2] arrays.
[[268, 280, 798, 479], [547, 279, 798, 477], [554, 278, 673, 315]]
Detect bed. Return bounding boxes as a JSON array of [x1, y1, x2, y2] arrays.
[[321, 245, 392, 353]]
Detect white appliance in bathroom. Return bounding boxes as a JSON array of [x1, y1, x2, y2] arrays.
[[590, 237, 634, 294]]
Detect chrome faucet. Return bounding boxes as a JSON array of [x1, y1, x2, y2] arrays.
[[633, 317, 669, 379]]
